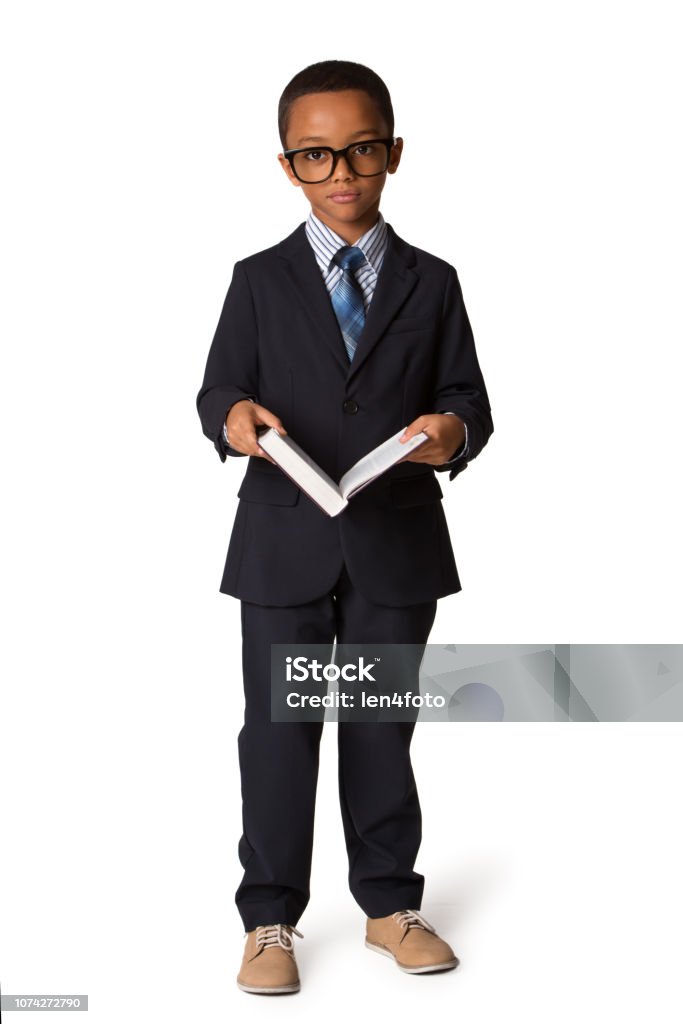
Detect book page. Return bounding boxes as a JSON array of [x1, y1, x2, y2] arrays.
[[256, 428, 347, 517], [339, 428, 429, 499]]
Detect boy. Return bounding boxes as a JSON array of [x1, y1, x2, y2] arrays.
[[196, 59, 493, 994]]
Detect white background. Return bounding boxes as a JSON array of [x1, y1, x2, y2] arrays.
[[1, 1, 682, 1020]]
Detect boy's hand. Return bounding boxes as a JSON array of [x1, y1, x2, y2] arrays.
[[398, 414, 466, 465], [225, 400, 287, 464]]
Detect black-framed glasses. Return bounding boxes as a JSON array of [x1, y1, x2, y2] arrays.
[[283, 137, 397, 184]]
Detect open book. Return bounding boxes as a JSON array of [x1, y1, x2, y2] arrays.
[[255, 425, 429, 517]]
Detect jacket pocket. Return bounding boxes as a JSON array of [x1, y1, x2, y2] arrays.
[[385, 315, 434, 335], [389, 473, 444, 507], [237, 471, 300, 506]]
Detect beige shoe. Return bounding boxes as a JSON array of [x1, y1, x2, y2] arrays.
[[236, 923, 303, 994], [365, 909, 459, 974]]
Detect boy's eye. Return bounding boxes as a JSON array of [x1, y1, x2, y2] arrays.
[[304, 150, 326, 161], [353, 144, 374, 155]]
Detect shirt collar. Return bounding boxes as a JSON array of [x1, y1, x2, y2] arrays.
[[305, 208, 387, 275]]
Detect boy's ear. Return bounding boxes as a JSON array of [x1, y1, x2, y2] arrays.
[[277, 153, 301, 187], [387, 137, 403, 174]]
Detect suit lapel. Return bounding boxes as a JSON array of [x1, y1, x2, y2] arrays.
[[277, 220, 419, 384], [278, 222, 349, 375], [346, 222, 419, 384]]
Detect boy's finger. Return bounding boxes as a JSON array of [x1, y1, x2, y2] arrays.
[[400, 417, 429, 442], [254, 408, 288, 436], [242, 427, 278, 463]]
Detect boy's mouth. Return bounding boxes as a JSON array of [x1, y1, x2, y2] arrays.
[[328, 190, 361, 204]]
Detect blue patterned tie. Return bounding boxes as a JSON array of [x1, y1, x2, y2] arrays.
[[330, 246, 366, 362]]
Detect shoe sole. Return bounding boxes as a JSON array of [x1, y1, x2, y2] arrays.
[[365, 939, 459, 974], [236, 980, 300, 995]]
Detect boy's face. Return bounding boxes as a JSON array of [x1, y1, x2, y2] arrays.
[[278, 89, 402, 243]]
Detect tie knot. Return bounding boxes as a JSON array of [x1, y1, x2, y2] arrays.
[[334, 245, 366, 273]]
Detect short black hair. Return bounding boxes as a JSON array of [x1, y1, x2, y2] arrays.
[[278, 60, 394, 150]]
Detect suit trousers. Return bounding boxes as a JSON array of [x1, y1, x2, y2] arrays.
[[235, 561, 438, 931]]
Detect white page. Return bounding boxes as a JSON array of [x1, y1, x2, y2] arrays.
[[256, 429, 347, 516], [339, 428, 429, 499]]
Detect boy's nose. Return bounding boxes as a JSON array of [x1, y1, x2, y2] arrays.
[[332, 154, 355, 179]]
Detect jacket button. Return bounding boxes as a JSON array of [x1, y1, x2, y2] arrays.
[[343, 399, 359, 414]]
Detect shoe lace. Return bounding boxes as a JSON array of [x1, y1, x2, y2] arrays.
[[393, 909, 437, 934], [254, 923, 304, 954]]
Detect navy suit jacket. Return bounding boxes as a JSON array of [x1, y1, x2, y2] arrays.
[[196, 219, 494, 607]]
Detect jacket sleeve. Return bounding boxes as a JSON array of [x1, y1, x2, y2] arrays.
[[431, 265, 494, 481], [196, 260, 260, 463]]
